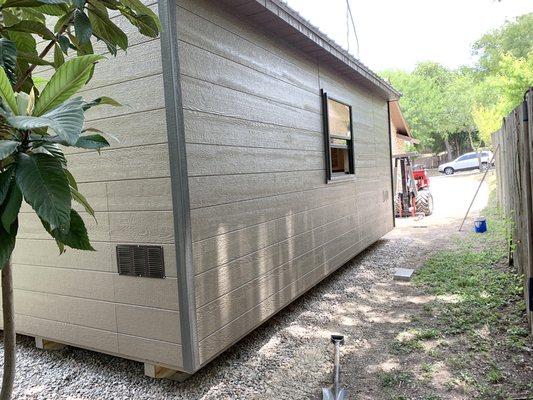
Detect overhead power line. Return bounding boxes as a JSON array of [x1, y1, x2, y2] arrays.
[[346, 0, 360, 58]]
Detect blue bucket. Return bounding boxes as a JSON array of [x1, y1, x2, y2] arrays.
[[474, 217, 487, 233]]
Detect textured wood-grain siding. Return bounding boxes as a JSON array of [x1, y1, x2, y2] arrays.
[[176, 0, 394, 365], [8, 1, 183, 369]]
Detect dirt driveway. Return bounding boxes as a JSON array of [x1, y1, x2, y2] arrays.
[[10, 170, 527, 400]]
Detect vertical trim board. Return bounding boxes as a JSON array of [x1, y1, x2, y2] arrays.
[[158, 0, 200, 372]]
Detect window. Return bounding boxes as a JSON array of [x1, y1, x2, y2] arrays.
[[321, 90, 354, 181]]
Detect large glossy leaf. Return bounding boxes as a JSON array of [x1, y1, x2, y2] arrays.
[[6, 20, 55, 40], [74, 134, 110, 151], [0, 66, 17, 113], [41, 209, 94, 251], [73, 9, 92, 44], [33, 54, 103, 116], [0, 68, 18, 114], [119, 7, 158, 38], [8, 97, 85, 145], [18, 51, 55, 66], [82, 96, 121, 110], [53, 43, 65, 68], [1, 181, 22, 232], [0, 219, 17, 268], [87, 4, 127, 54], [0, 166, 14, 205], [36, 4, 69, 16], [1, 0, 69, 7], [0, 38, 17, 85], [16, 91, 29, 115], [0, 140, 20, 159], [122, 0, 160, 24], [71, 186, 95, 219], [15, 152, 71, 231]]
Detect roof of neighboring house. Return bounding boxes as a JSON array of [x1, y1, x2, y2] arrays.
[[218, 0, 401, 101], [389, 100, 419, 144]]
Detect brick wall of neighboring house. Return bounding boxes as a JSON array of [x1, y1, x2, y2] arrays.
[[390, 123, 407, 155]]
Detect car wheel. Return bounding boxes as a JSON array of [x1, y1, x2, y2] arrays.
[[480, 162, 489, 171], [444, 167, 454, 175]]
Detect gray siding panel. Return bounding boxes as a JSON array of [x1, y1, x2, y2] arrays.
[[9, 4, 183, 370], [178, 0, 393, 367]]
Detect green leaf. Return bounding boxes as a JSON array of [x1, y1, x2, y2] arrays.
[[8, 97, 85, 145], [119, 0, 160, 29], [53, 43, 65, 68], [15, 152, 71, 231], [36, 4, 69, 16], [35, 143, 67, 166], [2, 0, 69, 7], [0, 140, 20, 159], [17, 51, 55, 66], [34, 54, 103, 116], [1, 181, 21, 232], [64, 168, 77, 190], [120, 9, 158, 38], [0, 166, 14, 205], [41, 209, 94, 251], [71, 186, 95, 219], [74, 134, 109, 151], [20, 8, 46, 23], [6, 20, 55, 40], [73, 9, 92, 44], [83, 96, 121, 110], [0, 66, 17, 113], [87, 4, 127, 53], [16, 91, 29, 115], [0, 38, 18, 84], [57, 35, 70, 53], [0, 219, 16, 268]]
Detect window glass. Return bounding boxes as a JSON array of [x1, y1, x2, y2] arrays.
[[322, 93, 354, 180], [327, 99, 351, 139]]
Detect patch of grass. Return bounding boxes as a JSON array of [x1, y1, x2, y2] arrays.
[[392, 328, 442, 354], [391, 338, 423, 354], [413, 210, 523, 337], [380, 369, 415, 388], [487, 364, 503, 384]]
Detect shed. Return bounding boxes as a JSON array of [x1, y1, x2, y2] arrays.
[[6, 0, 400, 378]]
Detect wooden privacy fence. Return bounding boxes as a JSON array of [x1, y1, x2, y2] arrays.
[[492, 87, 533, 332]]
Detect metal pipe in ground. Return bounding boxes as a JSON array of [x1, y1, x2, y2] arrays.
[[322, 335, 348, 400]]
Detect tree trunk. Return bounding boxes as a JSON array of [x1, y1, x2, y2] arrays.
[[0, 261, 15, 400], [444, 137, 453, 161], [467, 131, 475, 152]]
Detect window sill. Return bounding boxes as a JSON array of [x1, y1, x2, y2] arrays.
[[327, 174, 356, 184]]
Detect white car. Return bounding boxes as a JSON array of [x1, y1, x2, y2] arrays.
[[438, 151, 494, 175]]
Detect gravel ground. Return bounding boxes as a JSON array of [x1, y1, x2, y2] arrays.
[[0, 173, 489, 400]]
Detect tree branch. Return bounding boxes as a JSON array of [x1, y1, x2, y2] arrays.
[[13, 19, 72, 93]]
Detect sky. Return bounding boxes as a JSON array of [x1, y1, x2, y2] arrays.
[[283, 0, 532, 72]]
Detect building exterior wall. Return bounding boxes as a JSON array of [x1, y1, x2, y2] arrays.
[[176, 0, 394, 366], [390, 123, 408, 155], [4, 2, 184, 370]]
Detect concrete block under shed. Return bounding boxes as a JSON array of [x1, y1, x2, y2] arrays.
[[394, 268, 415, 281]]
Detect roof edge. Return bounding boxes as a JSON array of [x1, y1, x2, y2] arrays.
[[270, 0, 400, 99]]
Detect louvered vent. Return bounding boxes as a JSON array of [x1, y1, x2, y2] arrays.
[[116, 245, 165, 278]]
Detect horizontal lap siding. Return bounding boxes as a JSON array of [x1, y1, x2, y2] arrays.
[[178, 0, 393, 365], [10, 3, 182, 369]]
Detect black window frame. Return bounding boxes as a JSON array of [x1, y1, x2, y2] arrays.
[[321, 90, 355, 183]]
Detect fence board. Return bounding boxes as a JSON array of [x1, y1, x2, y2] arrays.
[[492, 87, 533, 333]]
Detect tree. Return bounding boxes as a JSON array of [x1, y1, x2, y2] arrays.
[[0, 2, 160, 399], [382, 62, 477, 160], [472, 13, 533, 75]]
